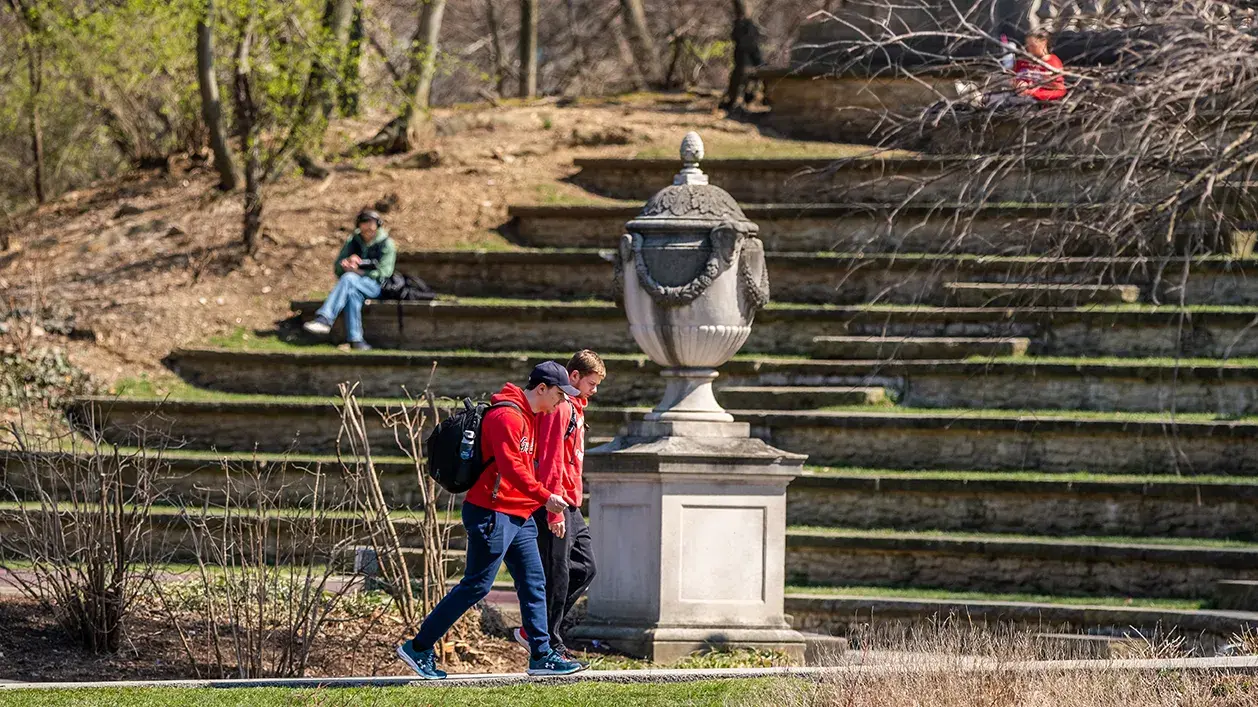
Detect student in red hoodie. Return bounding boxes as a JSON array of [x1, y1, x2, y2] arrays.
[[397, 361, 585, 679], [511, 350, 606, 660]]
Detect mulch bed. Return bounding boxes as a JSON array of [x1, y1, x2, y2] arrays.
[[0, 596, 528, 682]]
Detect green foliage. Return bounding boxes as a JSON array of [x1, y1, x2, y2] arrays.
[[0, 345, 94, 410]]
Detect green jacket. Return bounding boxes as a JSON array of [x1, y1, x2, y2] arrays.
[[333, 229, 396, 283]]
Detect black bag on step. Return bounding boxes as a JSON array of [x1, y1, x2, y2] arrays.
[[379, 273, 436, 301]]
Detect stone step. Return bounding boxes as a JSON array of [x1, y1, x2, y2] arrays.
[[285, 299, 1258, 359], [945, 282, 1143, 307], [11, 450, 1258, 540], [785, 528, 1258, 600], [791, 470, 1258, 540], [395, 250, 1256, 306], [784, 593, 1257, 654], [569, 156, 1181, 204], [1214, 580, 1258, 612], [72, 398, 1258, 476], [810, 335, 1030, 360], [508, 203, 1253, 257], [172, 348, 1258, 415], [717, 386, 891, 410]]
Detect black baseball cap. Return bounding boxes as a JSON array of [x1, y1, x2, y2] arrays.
[[529, 361, 581, 396]]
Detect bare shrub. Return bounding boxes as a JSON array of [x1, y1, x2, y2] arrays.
[[152, 457, 365, 678], [0, 417, 164, 653], [337, 376, 459, 637]]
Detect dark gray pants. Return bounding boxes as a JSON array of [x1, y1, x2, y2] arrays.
[[532, 506, 596, 652]]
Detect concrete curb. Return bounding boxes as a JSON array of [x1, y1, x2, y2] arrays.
[[4, 656, 1258, 691]]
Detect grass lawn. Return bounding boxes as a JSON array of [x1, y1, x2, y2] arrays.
[[0, 680, 774, 707]]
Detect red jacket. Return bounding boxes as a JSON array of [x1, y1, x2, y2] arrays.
[[536, 396, 587, 524], [464, 383, 553, 519], [1014, 54, 1066, 101]]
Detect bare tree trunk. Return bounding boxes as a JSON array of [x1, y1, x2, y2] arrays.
[[619, 0, 661, 89], [485, 0, 511, 96], [519, 0, 538, 98], [357, 0, 448, 154], [286, 0, 357, 178], [723, 0, 764, 112], [233, 24, 262, 255], [25, 31, 45, 204], [338, 0, 364, 116], [8, 0, 46, 203], [197, 0, 239, 191]]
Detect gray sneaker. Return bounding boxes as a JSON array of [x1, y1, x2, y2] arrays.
[[303, 316, 332, 336]]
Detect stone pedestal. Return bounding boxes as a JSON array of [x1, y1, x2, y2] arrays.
[[572, 419, 808, 662]]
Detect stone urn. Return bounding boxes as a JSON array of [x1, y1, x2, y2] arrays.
[[618, 131, 770, 422]]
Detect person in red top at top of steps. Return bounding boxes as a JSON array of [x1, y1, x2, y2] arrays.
[[1011, 29, 1067, 102], [396, 361, 586, 679], [955, 29, 1068, 109], [510, 350, 607, 661]]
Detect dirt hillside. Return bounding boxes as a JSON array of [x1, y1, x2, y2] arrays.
[[1, 94, 825, 396]]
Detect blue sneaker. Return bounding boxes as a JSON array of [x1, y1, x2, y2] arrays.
[[527, 648, 586, 676], [396, 641, 446, 679]]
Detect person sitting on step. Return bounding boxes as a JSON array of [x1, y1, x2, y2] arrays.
[[302, 209, 396, 351], [955, 29, 1068, 110]]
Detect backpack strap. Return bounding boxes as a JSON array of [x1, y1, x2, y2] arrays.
[[483, 401, 524, 502], [563, 398, 579, 441]]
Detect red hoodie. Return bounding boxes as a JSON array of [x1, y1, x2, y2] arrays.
[[1013, 54, 1066, 101], [464, 383, 554, 519], [536, 395, 587, 524]]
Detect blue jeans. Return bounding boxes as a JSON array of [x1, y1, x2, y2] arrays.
[[315, 273, 381, 343], [410, 502, 552, 659]]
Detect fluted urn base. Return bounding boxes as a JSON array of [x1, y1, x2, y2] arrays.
[[644, 369, 734, 423]]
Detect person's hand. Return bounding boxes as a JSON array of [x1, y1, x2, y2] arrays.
[[549, 518, 566, 539], [545, 494, 567, 515], [339, 257, 356, 271]]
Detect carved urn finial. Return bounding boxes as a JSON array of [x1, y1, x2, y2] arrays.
[[674, 131, 709, 186]]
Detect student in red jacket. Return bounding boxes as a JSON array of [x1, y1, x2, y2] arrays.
[[511, 350, 606, 660], [397, 361, 585, 679]]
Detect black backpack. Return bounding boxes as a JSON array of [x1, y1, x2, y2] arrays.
[[426, 399, 522, 496], [379, 273, 436, 301]]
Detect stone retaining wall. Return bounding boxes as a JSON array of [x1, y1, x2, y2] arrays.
[[288, 300, 1258, 359], [789, 475, 1258, 538], [785, 532, 1258, 598], [171, 348, 1258, 415], [397, 251, 1258, 306]]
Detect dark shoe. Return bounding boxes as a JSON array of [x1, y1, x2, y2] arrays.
[[350, 340, 373, 351], [302, 316, 333, 336], [527, 648, 586, 676], [396, 641, 446, 679]]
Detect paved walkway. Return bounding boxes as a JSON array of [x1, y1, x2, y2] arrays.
[[3, 656, 1258, 691]]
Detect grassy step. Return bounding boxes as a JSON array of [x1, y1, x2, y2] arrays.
[[396, 249, 1258, 307], [810, 335, 1030, 359], [792, 468, 1258, 539], [507, 202, 1242, 257], [283, 298, 1258, 358], [784, 527, 1258, 600], [717, 386, 890, 410], [569, 155, 1180, 204], [945, 282, 1143, 307], [781, 590, 1256, 649], [71, 397, 1258, 475]]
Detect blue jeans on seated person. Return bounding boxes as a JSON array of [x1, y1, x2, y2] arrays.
[[315, 273, 381, 343], [409, 501, 552, 659]]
